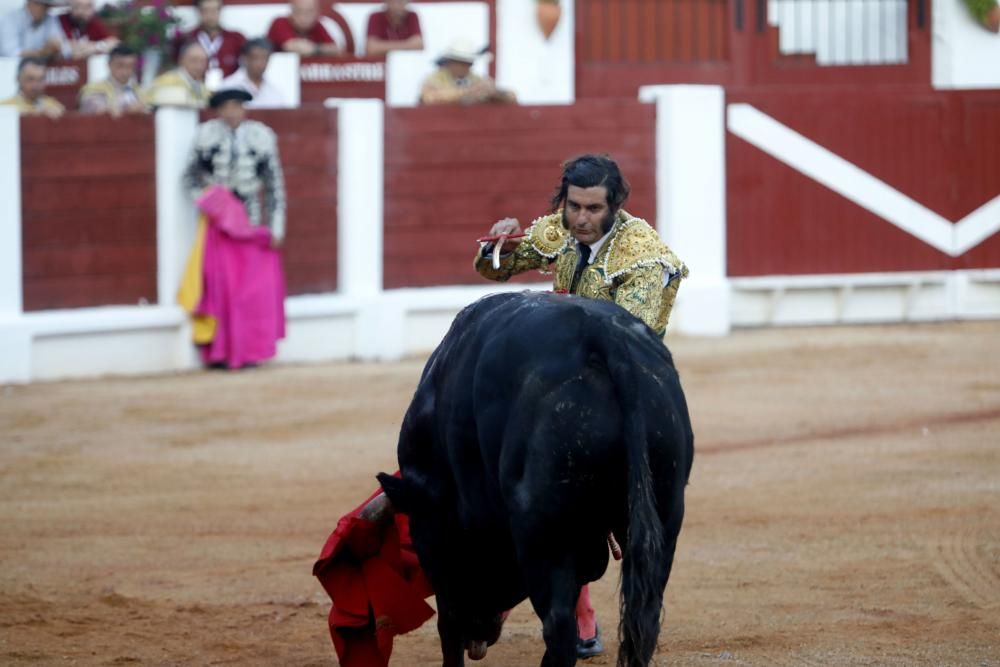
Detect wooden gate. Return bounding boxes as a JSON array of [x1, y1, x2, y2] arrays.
[[574, 0, 932, 97]]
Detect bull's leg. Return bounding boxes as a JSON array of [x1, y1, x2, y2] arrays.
[[436, 606, 465, 667], [523, 563, 580, 667]]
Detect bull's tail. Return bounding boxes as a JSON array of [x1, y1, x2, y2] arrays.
[[594, 325, 665, 667]]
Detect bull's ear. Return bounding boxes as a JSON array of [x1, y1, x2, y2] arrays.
[[376, 472, 423, 515]]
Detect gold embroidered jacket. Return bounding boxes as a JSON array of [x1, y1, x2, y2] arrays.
[[474, 210, 688, 336]]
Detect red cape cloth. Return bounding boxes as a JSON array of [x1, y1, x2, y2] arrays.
[[313, 479, 435, 667]]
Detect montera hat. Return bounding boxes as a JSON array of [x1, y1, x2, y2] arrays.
[[209, 88, 253, 108], [436, 37, 489, 66]]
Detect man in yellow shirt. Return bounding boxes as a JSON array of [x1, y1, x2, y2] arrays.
[[0, 56, 64, 117], [144, 41, 211, 109], [78, 45, 147, 115]]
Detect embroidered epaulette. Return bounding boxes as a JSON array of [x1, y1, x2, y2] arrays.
[[602, 215, 688, 285], [525, 213, 570, 258]]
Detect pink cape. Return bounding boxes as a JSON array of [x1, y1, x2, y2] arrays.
[[196, 186, 286, 369]]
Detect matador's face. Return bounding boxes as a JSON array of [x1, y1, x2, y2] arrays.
[[563, 185, 614, 245]]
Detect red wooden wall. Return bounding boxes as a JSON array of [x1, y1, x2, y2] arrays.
[[575, 0, 932, 98], [726, 89, 1000, 276], [382, 101, 656, 289], [20, 115, 158, 311], [579, 0, 731, 65], [20, 109, 337, 312], [247, 108, 340, 295]]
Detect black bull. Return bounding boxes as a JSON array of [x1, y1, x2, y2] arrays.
[[378, 292, 694, 667]]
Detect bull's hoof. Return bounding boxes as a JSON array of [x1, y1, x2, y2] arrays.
[[466, 640, 488, 660], [576, 625, 604, 659]]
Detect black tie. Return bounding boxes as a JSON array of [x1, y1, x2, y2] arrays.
[[570, 243, 591, 294]]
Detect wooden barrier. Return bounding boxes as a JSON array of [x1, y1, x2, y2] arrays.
[[726, 89, 1000, 275], [382, 100, 657, 288], [230, 107, 340, 296], [20, 114, 158, 311], [299, 56, 385, 102], [20, 108, 338, 311], [43, 62, 86, 110]]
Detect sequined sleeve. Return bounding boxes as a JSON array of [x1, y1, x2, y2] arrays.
[[182, 124, 212, 202], [473, 241, 552, 282], [260, 128, 287, 242], [473, 213, 568, 282], [614, 264, 668, 335]]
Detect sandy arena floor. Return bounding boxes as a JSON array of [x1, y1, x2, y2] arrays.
[[1, 322, 998, 666]]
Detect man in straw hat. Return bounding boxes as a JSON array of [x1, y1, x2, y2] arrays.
[[419, 37, 515, 106]]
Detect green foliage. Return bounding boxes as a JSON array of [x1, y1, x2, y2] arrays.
[[99, 0, 180, 54], [962, 0, 998, 21]]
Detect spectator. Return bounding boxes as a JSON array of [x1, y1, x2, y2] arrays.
[[419, 39, 516, 106], [219, 38, 287, 108], [173, 0, 246, 78], [78, 45, 147, 116], [58, 0, 118, 60], [267, 0, 354, 57], [365, 0, 422, 57], [0, 0, 68, 61], [0, 56, 64, 117], [144, 41, 211, 109]]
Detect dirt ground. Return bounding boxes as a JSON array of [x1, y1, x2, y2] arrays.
[[1, 321, 998, 666]]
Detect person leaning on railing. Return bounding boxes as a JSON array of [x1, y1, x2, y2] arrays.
[[365, 0, 423, 57], [0, 0, 69, 61], [267, 0, 354, 57], [171, 0, 246, 79], [419, 38, 516, 106], [79, 45, 148, 116], [219, 38, 286, 108], [143, 41, 212, 109], [58, 0, 118, 61], [0, 56, 64, 118]]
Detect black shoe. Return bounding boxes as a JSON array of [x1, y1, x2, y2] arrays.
[[576, 624, 604, 659]]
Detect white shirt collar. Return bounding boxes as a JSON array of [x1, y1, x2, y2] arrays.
[[579, 229, 612, 264]]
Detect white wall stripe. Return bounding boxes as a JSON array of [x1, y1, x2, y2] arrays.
[[727, 103, 1000, 258], [0, 107, 21, 317]]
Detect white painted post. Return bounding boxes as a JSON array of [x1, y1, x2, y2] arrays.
[[324, 98, 394, 359], [154, 107, 200, 370], [496, 0, 575, 104], [0, 107, 22, 319], [325, 98, 384, 298], [155, 107, 199, 307], [640, 85, 731, 336], [0, 106, 31, 383]]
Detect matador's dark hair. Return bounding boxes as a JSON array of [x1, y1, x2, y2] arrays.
[[550, 154, 631, 213]]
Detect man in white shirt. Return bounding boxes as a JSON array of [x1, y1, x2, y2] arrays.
[[0, 0, 68, 60], [219, 38, 288, 108]]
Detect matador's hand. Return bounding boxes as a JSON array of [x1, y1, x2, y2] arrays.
[[489, 218, 522, 253]]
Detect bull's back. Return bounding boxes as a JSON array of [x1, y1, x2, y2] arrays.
[[424, 292, 686, 527]]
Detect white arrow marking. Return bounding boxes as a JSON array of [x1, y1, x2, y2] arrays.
[[727, 103, 1000, 257]]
